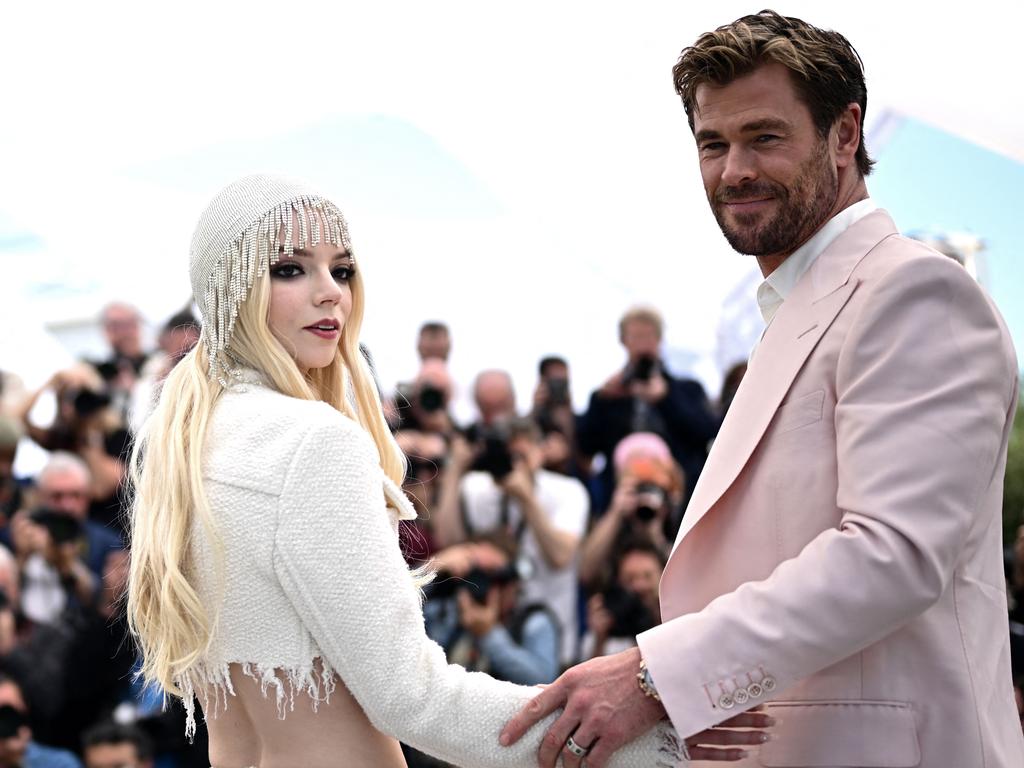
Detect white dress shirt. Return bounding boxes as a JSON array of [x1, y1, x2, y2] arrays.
[[756, 198, 877, 326]]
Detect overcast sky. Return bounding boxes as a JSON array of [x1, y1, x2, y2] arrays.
[[3, 1, 1022, 399]]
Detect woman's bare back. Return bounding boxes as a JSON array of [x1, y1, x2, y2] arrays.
[[203, 662, 407, 768]]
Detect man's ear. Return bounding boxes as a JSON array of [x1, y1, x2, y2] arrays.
[[833, 103, 862, 170]]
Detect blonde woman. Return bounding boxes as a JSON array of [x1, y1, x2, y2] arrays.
[[127, 176, 765, 767]]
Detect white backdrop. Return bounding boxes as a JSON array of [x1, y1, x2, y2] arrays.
[[2, 0, 1021, 407]]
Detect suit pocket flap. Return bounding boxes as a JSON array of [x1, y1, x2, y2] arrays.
[[759, 700, 919, 767], [772, 389, 825, 435]]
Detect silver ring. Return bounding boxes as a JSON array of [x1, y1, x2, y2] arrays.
[[566, 735, 590, 757]]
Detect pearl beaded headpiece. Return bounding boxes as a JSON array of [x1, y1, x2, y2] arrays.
[[189, 174, 353, 383]]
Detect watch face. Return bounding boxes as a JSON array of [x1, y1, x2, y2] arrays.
[[643, 667, 657, 691]]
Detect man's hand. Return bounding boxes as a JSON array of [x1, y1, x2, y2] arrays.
[[9, 510, 44, 559], [500, 647, 664, 767], [458, 587, 501, 638], [597, 371, 628, 399], [500, 462, 535, 502], [606, 477, 638, 521], [447, 433, 476, 475], [501, 647, 771, 767], [629, 372, 668, 404]]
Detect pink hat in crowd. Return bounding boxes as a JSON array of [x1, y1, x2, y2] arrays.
[[613, 432, 672, 474]]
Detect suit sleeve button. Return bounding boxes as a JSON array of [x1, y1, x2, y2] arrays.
[[732, 688, 750, 705], [762, 676, 777, 692], [746, 682, 763, 699], [718, 693, 735, 710]]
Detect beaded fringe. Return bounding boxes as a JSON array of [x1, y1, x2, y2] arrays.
[[179, 657, 339, 742], [200, 196, 352, 385]]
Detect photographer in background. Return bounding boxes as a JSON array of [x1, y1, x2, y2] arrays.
[[393, 359, 459, 562], [424, 535, 559, 685], [577, 305, 718, 513], [416, 321, 451, 364], [129, 309, 200, 434], [580, 537, 665, 660], [434, 417, 588, 665], [7, 452, 124, 625], [14, 366, 129, 536], [530, 356, 585, 481], [87, 303, 150, 423], [578, 432, 683, 588], [394, 359, 458, 438]]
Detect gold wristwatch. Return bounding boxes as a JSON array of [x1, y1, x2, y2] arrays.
[[637, 658, 661, 702]]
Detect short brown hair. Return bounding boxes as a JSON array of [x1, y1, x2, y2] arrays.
[[618, 306, 664, 342], [673, 9, 874, 176]]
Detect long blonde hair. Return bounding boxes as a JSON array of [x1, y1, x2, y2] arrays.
[[127, 238, 410, 698]]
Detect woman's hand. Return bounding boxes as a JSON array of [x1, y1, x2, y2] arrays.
[[606, 477, 638, 521], [682, 708, 774, 761]]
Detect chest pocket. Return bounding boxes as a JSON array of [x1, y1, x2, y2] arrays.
[[772, 389, 825, 435]]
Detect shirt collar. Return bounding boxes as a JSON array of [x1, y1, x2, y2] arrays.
[[756, 197, 876, 325]]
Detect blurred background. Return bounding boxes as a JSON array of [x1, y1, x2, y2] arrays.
[[3, 0, 1021, 399]]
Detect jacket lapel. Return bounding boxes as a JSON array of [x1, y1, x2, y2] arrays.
[[670, 210, 899, 552]]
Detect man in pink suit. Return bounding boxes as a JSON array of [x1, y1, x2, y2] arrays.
[[502, 10, 1024, 767]]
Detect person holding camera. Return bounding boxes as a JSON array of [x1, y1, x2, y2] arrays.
[[15, 366, 129, 535], [391, 360, 460, 561], [424, 536, 560, 686], [530, 356, 586, 481], [577, 305, 718, 513], [394, 359, 458, 439], [434, 417, 588, 666], [581, 537, 665, 661], [86, 303, 151, 423], [579, 432, 683, 588], [8, 453, 124, 625]]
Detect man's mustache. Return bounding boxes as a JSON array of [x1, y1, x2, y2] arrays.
[[715, 183, 785, 204]]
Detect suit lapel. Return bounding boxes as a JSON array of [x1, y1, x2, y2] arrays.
[[670, 210, 899, 552]]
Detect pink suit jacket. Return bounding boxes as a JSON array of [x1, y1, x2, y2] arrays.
[[637, 210, 1024, 767]]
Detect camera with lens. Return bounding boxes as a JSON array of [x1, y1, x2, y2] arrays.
[[545, 377, 570, 406], [623, 355, 658, 385], [418, 383, 446, 413], [464, 424, 514, 481], [66, 387, 112, 418], [30, 507, 83, 545], [633, 482, 668, 522], [0, 704, 27, 738], [601, 583, 657, 637], [427, 564, 520, 605]]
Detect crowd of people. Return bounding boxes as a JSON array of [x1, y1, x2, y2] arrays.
[[0, 295, 1020, 765]]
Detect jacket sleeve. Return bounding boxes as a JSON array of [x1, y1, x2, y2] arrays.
[[272, 414, 681, 768], [637, 255, 1017, 737]]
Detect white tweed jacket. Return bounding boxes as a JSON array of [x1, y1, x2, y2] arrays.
[[183, 371, 681, 767]]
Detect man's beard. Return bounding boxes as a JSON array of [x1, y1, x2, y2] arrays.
[[710, 139, 838, 257]]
